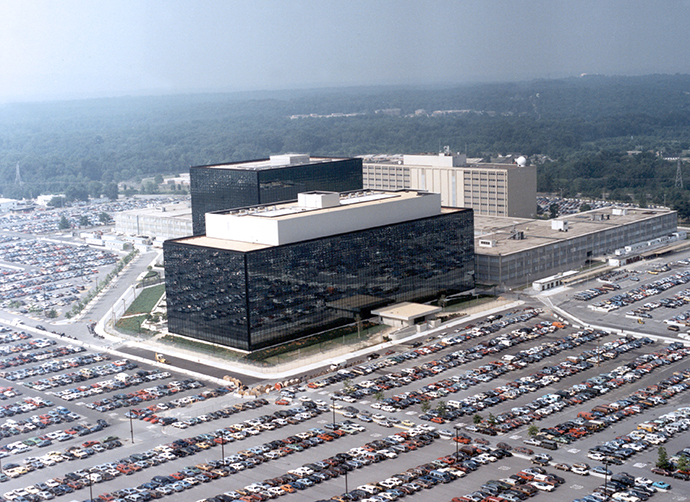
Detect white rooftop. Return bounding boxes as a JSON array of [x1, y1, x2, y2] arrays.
[[204, 190, 443, 247], [199, 154, 346, 171]]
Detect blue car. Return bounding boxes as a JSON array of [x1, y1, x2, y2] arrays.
[[591, 466, 612, 475], [652, 481, 671, 490]]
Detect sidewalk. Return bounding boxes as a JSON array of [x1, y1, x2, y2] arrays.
[[95, 297, 524, 382]]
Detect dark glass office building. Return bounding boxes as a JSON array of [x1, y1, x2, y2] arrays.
[[164, 204, 474, 351], [190, 155, 363, 235]]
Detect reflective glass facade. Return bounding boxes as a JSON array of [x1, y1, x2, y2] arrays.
[[165, 209, 474, 351], [190, 158, 362, 235]]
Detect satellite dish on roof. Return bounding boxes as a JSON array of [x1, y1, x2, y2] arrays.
[[516, 156, 527, 167]]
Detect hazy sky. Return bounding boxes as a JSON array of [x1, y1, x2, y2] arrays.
[[2, 0, 690, 103]]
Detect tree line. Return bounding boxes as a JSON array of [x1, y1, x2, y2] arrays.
[[1, 74, 690, 215]]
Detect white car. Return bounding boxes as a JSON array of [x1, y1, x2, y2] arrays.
[[612, 493, 640, 502], [529, 481, 555, 492]]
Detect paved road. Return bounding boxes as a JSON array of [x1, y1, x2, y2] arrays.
[[115, 344, 265, 387]]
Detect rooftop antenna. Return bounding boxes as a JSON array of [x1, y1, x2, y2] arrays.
[[676, 159, 684, 189]]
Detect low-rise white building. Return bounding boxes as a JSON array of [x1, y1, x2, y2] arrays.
[[114, 202, 192, 240]]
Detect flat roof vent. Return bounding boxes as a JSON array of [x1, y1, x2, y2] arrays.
[[269, 154, 309, 167], [551, 220, 569, 232], [298, 191, 340, 209]]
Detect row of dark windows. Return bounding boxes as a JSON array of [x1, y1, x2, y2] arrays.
[[165, 211, 474, 351]]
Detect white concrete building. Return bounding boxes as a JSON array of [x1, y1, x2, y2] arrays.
[[205, 190, 442, 246], [114, 202, 192, 240], [0, 198, 19, 212], [362, 152, 537, 218]]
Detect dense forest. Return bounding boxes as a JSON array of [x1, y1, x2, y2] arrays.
[[2, 74, 690, 215]]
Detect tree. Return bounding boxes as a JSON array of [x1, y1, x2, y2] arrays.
[[79, 215, 90, 227], [579, 203, 592, 212], [99, 212, 111, 224], [549, 203, 559, 219], [374, 390, 385, 402], [58, 215, 70, 230], [104, 182, 118, 200], [154, 174, 164, 184], [141, 180, 158, 194], [657, 446, 671, 469], [421, 400, 431, 413], [88, 181, 104, 198], [47, 196, 66, 207], [487, 413, 497, 425], [528, 424, 539, 437], [677, 455, 689, 472], [342, 379, 355, 396], [473, 413, 483, 425], [436, 400, 448, 418], [65, 184, 89, 202], [46, 309, 58, 319]]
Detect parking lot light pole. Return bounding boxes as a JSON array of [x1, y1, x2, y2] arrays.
[[221, 438, 225, 466], [345, 468, 348, 493], [331, 396, 336, 428], [88, 472, 93, 501], [129, 409, 134, 443], [454, 425, 460, 460], [603, 458, 610, 494]]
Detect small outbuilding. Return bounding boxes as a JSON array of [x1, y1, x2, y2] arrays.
[[371, 302, 442, 328]]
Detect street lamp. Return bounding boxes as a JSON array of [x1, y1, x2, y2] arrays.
[[330, 396, 338, 429], [345, 468, 349, 494], [454, 425, 461, 460], [129, 409, 135, 443], [603, 458, 611, 495], [88, 472, 93, 501], [221, 438, 225, 467]]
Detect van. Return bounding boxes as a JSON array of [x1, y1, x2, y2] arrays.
[[430, 470, 452, 483], [637, 423, 656, 433], [592, 404, 612, 414], [540, 440, 558, 451], [460, 445, 481, 456]]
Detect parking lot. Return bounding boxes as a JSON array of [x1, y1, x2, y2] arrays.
[[0, 235, 120, 318], [0, 197, 186, 236], [0, 292, 686, 502]]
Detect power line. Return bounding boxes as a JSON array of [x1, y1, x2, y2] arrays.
[[14, 163, 22, 186]]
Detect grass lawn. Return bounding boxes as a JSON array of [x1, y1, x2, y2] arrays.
[[124, 284, 165, 315], [115, 314, 151, 335]]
